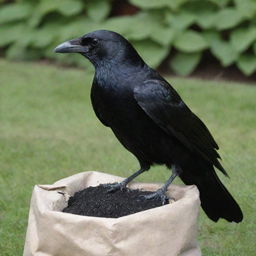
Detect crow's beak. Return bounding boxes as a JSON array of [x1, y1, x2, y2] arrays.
[[54, 38, 87, 53]]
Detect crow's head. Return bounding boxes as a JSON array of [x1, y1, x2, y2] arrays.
[[54, 30, 142, 67]]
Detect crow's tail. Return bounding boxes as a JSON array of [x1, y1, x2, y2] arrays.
[[179, 165, 243, 223]]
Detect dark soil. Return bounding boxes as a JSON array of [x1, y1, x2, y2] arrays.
[[63, 184, 168, 218]]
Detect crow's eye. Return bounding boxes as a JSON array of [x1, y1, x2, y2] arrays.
[[91, 38, 98, 46], [81, 37, 98, 47]]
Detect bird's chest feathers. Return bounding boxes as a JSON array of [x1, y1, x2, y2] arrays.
[[93, 67, 134, 106], [91, 69, 137, 125], [93, 76, 123, 105]]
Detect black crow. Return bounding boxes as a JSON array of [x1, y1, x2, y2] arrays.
[[54, 30, 243, 222]]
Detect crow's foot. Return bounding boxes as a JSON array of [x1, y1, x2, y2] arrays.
[[102, 182, 127, 193], [139, 189, 170, 205]]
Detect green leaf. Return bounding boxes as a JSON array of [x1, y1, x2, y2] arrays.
[[182, 0, 218, 14], [170, 52, 201, 76], [237, 54, 256, 76], [166, 12, 195, 30], [150, 27, 175, 46], [215, 8, 243, 30], [174, 30, 208, 52], [103, 16, 134, 36], [130, 0, 170, 8], [125, 12, 155, 40], [203, 31, 238, 66], [0, 3, 33, 23], [196, 13, 216, 29], [6, 43, 42, 61], [30, 25, 60, 48], [6, 43, 27, 60], [209, 0, 230, 7], [109, 11, 173, 46], [181, 0, 218, 29], [32, 0, 60, 16], [167, 0, 188, 10], [203, 30, 220, 42], [130, 0, 187, 10], [234, 0, 256, 18], [28, 1, 60, 27], [132, 40, 170, 67], [60, 16, 106, 41], [230, 26, 256, 53], [28, 0, 82, 27], [124, 11, 171, 44], [0, 24, 27, 46], [58, 0, 83, 16], [87, 0, 111, 22]]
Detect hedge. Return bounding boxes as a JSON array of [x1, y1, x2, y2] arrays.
[[0, 0, 256, 76]]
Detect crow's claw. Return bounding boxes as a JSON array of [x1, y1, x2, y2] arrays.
[[102, 182, 126, 193], [139, 189, 170, 205]]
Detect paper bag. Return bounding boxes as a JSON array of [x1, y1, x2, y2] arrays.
[[23, 171, 201, 256]]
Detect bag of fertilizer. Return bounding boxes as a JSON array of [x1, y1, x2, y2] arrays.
[[23, 171, 201, 256]]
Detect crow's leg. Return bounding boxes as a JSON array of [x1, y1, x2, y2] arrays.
[[103, 165, 149, 192], [140, 165, 181, 204]]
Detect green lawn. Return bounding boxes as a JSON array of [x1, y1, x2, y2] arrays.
[[0, 59, 255, 255]]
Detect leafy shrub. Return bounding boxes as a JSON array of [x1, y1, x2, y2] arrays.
[[0, 0, 256, 75]]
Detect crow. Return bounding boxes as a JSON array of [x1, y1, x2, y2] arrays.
[[55, 30, 243, 222]]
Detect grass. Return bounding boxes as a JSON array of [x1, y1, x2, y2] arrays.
[[0, 58, 255, 255]]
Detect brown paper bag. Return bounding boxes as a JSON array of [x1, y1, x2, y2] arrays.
[[23, 171, 201, 256]]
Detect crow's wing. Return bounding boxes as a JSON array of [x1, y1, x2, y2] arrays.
[[134, 79, 227, 175]]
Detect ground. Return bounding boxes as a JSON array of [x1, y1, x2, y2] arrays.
[[0, 59, 255, 255]]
